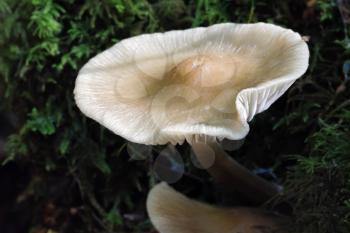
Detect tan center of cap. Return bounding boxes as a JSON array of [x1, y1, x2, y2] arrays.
[[174, 55, 237, 87]]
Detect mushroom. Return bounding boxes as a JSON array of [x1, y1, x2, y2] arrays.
[[74, 23, 309, 203], [146, 182, 289, 233]]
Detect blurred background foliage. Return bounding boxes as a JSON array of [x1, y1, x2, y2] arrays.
[[0, 0, 349, 232]]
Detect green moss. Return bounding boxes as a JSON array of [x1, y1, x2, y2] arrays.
[[278, 116, 350, 233]]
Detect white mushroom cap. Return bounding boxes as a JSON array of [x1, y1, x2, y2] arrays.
[[74, 23, 309, 145]]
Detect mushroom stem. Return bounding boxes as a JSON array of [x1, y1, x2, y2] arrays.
[[192, 141, 281, 204]]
